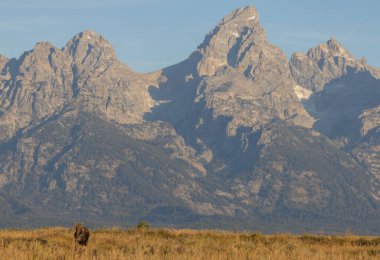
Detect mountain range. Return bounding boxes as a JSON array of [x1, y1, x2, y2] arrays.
[[0, 6, 379, 234]]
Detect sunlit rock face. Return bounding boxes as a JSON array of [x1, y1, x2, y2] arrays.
[[0, 6, 379, 233]]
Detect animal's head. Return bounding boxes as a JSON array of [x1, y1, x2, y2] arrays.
[[75, 223, 84, 232]]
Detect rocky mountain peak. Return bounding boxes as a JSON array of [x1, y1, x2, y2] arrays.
[[196, 5, 266, 76], [64, 30, 114, 54], [221, 5, 260, 25], [152, 5, 314, 138], [326, 38, 341, 49], [2, 41, 62, 84], [24, 41, 57, 60], [290, 38, 362, 91], [63, 30, 116, 74], [326, 38, 348, 53], [306, 38, 354, 62], [1, 5, 380, 233], [33, 41, 56, 50]]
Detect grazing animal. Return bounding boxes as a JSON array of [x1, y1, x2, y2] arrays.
[[74, 224, 90, 246]]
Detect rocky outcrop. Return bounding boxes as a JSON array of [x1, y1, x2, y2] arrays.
[[359, 106, 380, 136], [290, 38, 380, 138], [194, 6, 312, 131], [354, 105, 380, 190], [290, 38, 380, 199], [196, 6, 265, 77], [0, 41, 72, 141], [147, 6, 313, 167], [290, 38, 367, 92], [0, 31, 155, 142]]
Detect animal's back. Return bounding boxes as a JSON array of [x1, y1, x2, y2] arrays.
[[74, 224, 90, 246]]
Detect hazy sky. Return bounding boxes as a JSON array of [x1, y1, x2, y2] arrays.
[[0, 0, 379, 72]]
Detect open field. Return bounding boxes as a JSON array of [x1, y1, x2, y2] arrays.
[[0, 226, 380, 259]]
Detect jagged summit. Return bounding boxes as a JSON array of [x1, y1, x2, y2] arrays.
[[290, 38, 365, 91], [151, 5, 313, 136], [0, 29, 151, 143], [326, 37, 342, 49], [195, 5, 267, 76], [63, 30, 116, 65], [34, 41, 56, 49], [306, 38, 354, 61], [220, 5, 260, 25], [1, 5, 380, 234], [65, 30, 110, 46]]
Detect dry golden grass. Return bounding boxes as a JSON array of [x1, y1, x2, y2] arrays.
[[0, 226, 379, 259]]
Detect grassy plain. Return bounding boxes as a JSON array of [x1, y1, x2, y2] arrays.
[[0, 226, 380, 259]]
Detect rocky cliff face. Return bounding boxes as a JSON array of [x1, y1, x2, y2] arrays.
[[290, 38, 368, 92], [193, 6, 312, 131], [289, 38, 380, 208], [0, 31, 155, 142], [196, 6, 266, 77], [0, 6, 379, 233], [147, 6, 313, 170], [290, 38, 380, 143]]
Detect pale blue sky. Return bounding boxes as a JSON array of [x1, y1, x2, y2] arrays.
[[0, 0, 379, 72]]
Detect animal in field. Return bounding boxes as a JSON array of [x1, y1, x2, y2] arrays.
[[74, 223, 90, 246]]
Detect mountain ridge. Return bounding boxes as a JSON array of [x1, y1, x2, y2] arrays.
[[0, 5, 379, 233]]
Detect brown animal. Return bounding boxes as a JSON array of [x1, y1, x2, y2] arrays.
[[74, 224, 90, 246]]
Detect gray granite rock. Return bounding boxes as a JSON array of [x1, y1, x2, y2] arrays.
[[0, 6, 379, 233]]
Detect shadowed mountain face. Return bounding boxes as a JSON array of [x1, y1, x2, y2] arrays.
[[290, 38, 380, 140], [0, 6, 380, 233], [145, 6, 313, 168], [290, 38, 380, 208]]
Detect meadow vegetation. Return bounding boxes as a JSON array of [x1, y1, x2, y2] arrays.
[[0, 225, 380, 259]]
